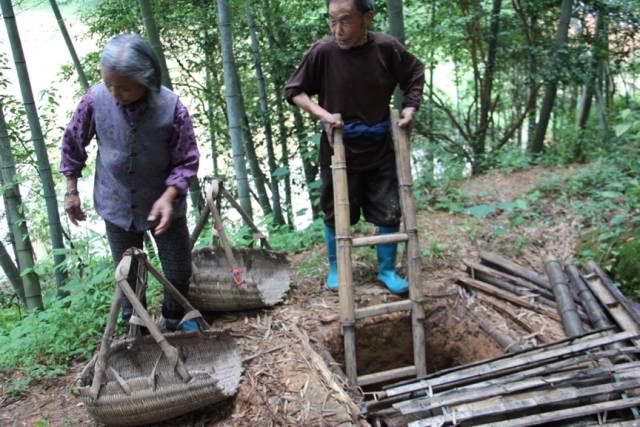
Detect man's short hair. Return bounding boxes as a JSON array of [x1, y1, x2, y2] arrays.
[[325, 0, 374, 13]]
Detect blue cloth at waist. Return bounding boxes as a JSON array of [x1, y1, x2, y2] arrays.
[[321, 119, 390, 141]]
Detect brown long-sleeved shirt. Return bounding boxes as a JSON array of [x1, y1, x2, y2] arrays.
[[285, 32, 425, 171]]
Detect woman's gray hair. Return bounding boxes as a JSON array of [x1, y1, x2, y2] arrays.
[[99, 33, 162, 93], [326, 0, 374, 13]]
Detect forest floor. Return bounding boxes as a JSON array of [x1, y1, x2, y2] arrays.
[[0, 164, 591, 426]]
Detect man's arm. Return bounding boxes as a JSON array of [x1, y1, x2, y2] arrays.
[[392, 39, 425, 129], [292, 92, 343, 146]]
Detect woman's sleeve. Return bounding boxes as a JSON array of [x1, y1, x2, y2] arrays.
[[59, 91, 96, 178], [165, 99, 199, 196]]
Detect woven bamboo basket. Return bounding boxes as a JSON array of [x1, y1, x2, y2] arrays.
[[190, 246, 290, 312], [76, 331, 242, 426]]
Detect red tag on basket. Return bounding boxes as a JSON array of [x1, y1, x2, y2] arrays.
[[230, 268, 245, 286]]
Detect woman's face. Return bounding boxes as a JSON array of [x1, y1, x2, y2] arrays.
[[101, 68, 146, 105]]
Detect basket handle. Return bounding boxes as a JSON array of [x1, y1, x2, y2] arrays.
[[91, 249, 213, 398], [189, 177, 272, 251], [90, 270, 125, 400], [219, 183, 272, 250]]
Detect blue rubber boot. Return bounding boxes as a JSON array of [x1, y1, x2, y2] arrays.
[[165, 318, 200, 332], [324, 225, 339, 290], [377, 226, 409, 294]]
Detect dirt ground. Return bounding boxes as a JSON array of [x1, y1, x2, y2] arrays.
[[0, 165, 589, 426]]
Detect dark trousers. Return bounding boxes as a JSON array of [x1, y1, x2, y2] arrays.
[[320, 155, 401, 228], [105, 216, 192, 323]]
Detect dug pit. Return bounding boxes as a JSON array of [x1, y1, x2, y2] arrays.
[[325, 299, 503, 380]]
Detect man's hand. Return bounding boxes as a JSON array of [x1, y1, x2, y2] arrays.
[[65, 192, 86, 225], [398, 107, 416, 129], [320, 112, 344, 147], [292, 92, 343, 146], [148, 187, 178, 235]]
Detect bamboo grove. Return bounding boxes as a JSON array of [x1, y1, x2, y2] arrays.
[[0, 0, 639, 310]]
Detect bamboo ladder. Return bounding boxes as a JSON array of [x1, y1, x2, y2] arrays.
[[331, 110, 427, 386]]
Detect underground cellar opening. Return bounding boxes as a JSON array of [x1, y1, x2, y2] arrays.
[[326, 303, 504, 383]]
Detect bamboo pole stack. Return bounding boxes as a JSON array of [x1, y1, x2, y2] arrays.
[[362, 252, 640, 426]]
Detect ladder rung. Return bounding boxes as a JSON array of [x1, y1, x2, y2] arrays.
[[356, 300, 413, 320], [358, 365, 417, 386], [352, 232, 409, 247]]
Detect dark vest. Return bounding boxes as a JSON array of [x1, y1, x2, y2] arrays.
[[92, 83, 185, 231]]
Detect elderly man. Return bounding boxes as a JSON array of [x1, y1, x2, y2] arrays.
[[285, 0, 424, 294]]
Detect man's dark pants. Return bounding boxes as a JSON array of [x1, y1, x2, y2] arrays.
[[320, 154, 401, 228]]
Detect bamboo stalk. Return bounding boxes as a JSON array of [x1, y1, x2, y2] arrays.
[[583, 271, 640, 347], [585, 261, 640, 325], [476, 294, 552, 344], [480, 252, 551, 289], [545, 259, 584, 337], [352, 232, 408, 247], [466, 307, 523, 353], [391, 109, 427, 378], [566, 264, 610, 329], [475, 395, 640, 427], [382, 327, 615, 394], [468, 260, 591, 322], [466, 260, 555, 302], [383, 330, 638, 398], [456, 276, 562, 321], [220, 184, 271, 249], [331, 117, 357, 385], [366, 346, 640, 414], [396, 363, 637, 415], [409, 378, 640, 427]]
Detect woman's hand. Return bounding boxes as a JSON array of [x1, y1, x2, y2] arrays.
[[65, 190, 86, 225], [148, 187, 178, 235]]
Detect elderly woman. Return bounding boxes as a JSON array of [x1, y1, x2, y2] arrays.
[[60, 33, 200, 332]]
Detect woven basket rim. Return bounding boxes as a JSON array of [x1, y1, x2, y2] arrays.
[[76, 329, 233, 389]]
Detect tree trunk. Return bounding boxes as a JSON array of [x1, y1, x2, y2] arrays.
[[261, 0, 294, 227], [138, 0, 205, 215], [246, 7, 285, 225], [576, 84, 594, 129], [48, 0, 88, 91], [275, 100, 294, 227], [216, 0, 252, 218], [386, 0, 405, 109], [0, 99, 41, 309], [474, 0, 502, 174], [594, 6, 611, 141], [1, 0, 68, 296], [0, 239, 24, 305], [138, 0, 172, 90], [425, 0, 436, 182], [530, 0, 573, 155], [204, 39, 219, 176], [293, 108, 320, 219], [236, 72, 273, 217]]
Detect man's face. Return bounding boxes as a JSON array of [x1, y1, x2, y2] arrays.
[[328, 0, 372, 50]]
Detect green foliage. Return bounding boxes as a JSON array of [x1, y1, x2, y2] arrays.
[[0, 239, 116, 382]]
